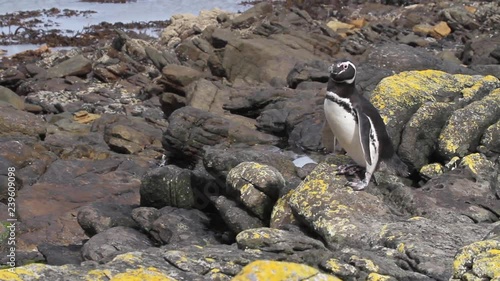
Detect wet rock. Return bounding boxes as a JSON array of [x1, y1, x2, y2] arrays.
[[232, 260, 341, 281], [450, 240, 500, 280], [0, 104, 46, 138], [438, 88, 500, 159], [140, 165, 195, 209], [37, 54, 92, 79], [163, 106, 280, 160], [37, 244, 82, 265], [0, 85, 24, 110], [370, 71, 500, 148], [226, 162, 285, 219], [212, 195, 264, 234], [81, 226, 153, 262], [77, 202, 138, 237], [148, 206, 216, 246]]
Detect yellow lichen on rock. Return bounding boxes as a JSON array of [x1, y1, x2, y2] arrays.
[[419, 163, 444, 179], [460, 153, 495, 179], [0, 264, 48, 281], [439, 88, 500, 158], [349, 255, 380, 273], [452, 240, 500, 279], [270, 191, 298, 228], [86, 269, 112, 281], [110, 267, 176, 281], [231, 260, 342, 281], [321, 258, 358, 276], [367, 272, 396, 281]]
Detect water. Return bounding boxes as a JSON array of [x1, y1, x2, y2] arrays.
[[0, 0, 249, 55]]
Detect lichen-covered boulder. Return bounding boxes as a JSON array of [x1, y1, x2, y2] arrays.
[[226, 162, 285, 220], [450, 240, 500, 280], [232, 260, 342, 281], [370, 71, 499, 149], [438, 88, 500, 159]]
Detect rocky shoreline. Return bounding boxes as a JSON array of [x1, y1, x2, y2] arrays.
[[0, 1, 499, 280]]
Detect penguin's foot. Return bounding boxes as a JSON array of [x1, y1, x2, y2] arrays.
[[336, 164, 364, 176], [346, 178, 369, 191]]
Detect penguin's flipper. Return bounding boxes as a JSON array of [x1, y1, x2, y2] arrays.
[[356, 110, 373, 166]]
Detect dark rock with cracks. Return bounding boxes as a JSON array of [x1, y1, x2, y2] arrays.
[[148, 206, 217, 246], [163, 106, 280, 160], [140, 165, 195, 209]]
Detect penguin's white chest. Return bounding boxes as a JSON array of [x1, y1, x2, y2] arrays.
[[324, 96, 366, 167]]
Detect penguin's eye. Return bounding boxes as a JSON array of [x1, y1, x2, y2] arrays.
[[342, 63, 348, 69]]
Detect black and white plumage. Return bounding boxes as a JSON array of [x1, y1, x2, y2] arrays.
[[324, 59, 408, 190]]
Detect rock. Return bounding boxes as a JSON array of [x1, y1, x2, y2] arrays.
[[37, 244, 82, 265], [399, 102, 454, 168], [159, 92, 186, 117], [459, 153, 498, 186], [438, 88, 500, 159], [286, 60, 329, 89], [481, 121, 500, 153], [439, 6, 479, 31], [370, 71, 500, 148], [77, 202, 138, 237], [163, 106, 280, 160], [37, 54, 92, 79], [73, 110, 100, 124], [145, 45, 180, 70], [81, 226, 153, 262], [161, 64, 203, 94], [226, 162, 285, 219], [131, 207, 160, 232], [212, 195, 265, 234], [16, 158, 147, 249], [185, 79, 229, 114], [236, 227, 326, 253], [231, 2, 273, 29], [202, 145, 298, 186], [104, 124, 152, 154], [282, 162, 393, 249], [222, 33, 338, 85], [209, 28, 237, 48], [326, 19, 355, 32], [450, 240, 500, 280], [366, 43, 472, 74], [432, 21, 451, 38], [140, 165, 195, 209], [232, 260, 341, 281], [0, 104, 46, 138], [462, 36, 500, 65], [148, 206, 216, 246], [419, 163, 444, 179], [0, 85, 24, 110]]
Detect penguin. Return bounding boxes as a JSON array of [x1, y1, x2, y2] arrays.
[[324, 59, 408, 190]]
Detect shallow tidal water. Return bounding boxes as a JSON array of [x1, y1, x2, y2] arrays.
[[0, 0, 249, 55]]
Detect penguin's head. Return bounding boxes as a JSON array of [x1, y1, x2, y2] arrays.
[[328, 60, 356, 84]]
